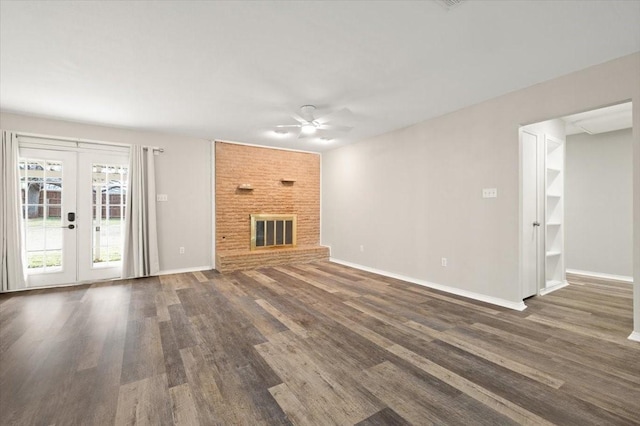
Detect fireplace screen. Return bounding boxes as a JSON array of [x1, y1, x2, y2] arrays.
[[250, 214, 297, 250]]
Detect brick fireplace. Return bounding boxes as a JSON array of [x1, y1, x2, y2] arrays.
[[215, 142, 329, 272]]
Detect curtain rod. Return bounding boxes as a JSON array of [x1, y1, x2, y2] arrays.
[[144, 146, 165, 154], [16, 131, 164, 153]]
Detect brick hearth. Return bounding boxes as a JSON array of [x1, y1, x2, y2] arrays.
[[215, 245, 329, 273]]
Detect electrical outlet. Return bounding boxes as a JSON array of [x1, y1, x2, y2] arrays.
[[441, 257, 447, 267], [482, 188, 497, 198], [179, 247, 185, 254], [360, 245, 364, 252]]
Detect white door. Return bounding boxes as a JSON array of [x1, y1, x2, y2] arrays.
[[19, 149, 78, 287], [19, 148, 128, 287], [77, 152, 128, 282], [520, 130, 543, 298]]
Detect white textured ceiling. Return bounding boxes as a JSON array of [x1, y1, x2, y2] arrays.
[[1, 1, 639, 152]]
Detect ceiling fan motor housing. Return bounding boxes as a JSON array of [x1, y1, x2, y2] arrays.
[[300, 105, 317, 120]]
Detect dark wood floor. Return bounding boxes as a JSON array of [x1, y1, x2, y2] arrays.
[[1, 262, 638, 425]]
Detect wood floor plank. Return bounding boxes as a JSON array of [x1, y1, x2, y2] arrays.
[[269, 382, 321, 426], [466, 322, 640, 386], [56, 366, 119, 426], [385, 343, 554, 425], [241, 271, 287, 298], [308, 300, 397, 349], [120, 317, 165, 385], [127, 277, 160, 320], [188, 314, 289, 425], [167, 303, 200, 349], [169, 383, 201, 426], [214, 275, 289, 338], [155, 290, 172, 322], [75, 286, 130, 372], [184, 283, 289, 424], [526, 313, 637, 346], [1, 263, 638, 425], [280, 265, 363, 298], [192, 271, 209, 283], [114, 374, 173, 425], [158, 320, 188, 388], [255, 298, 309, 338], [420, 339, 633, 425], [354, 407, 411, 426], [343, 299, 438, 347], [360, 361, 518, 425], [179, 344, 235, 425], [255, 331, 381, 425], [273, 266, 341, 294], [212, 274, 249, 298], [158, 275, 183, 305], [436, 329, 565, 389]]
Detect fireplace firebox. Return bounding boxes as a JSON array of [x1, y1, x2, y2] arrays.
[[250, 214, 297, 250]]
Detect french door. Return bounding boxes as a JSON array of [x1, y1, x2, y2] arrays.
[[19, 148, 129, 287]]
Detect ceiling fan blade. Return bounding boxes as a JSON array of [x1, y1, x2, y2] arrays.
[[276, 124, 302, 128], [292, 113, 309, 124], [318, 124, 353, 132], [317, 107, 353, 123], [297, 131, 314, 139]]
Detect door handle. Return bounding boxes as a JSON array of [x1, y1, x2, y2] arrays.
[[533, 221, 540, 227], [61, 224, 75, 229]]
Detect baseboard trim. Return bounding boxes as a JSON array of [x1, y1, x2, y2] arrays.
[[628, 331, 640, 342], [157, 265, 213, 276], [329, 258, 526, 311], [565, 269, 633, 283], [539, 280, 569, 296], [1, 266, 214, 293], [3, 277, 119, 293]]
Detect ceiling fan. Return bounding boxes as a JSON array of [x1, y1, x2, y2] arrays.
[[276, 105, 353, 139]]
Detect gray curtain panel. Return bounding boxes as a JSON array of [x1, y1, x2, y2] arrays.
[[122, 145, 159, 278], [1, 131, 26, 291]]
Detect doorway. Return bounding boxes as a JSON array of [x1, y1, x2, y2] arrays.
[[19, 146, 128, 287], [520, 102, 633, 299]]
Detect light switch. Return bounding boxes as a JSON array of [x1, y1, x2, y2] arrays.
[[482, 188, 497, 198], [157, 194, 168, 202]]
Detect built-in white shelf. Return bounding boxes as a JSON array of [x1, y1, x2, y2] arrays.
[[544, 134, 566, 291]]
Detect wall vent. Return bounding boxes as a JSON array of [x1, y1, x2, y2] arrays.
[[435, 0, 467, 10]]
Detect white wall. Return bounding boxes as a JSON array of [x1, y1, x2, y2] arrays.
[[322, 53, 640, 333], [521, 119, 567, 141], [565, 129, 633, 278], [0, 112, 212, 273]]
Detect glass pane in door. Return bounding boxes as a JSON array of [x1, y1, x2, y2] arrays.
[[91, 163, 128, 268], [19, 159, 64, 272]]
